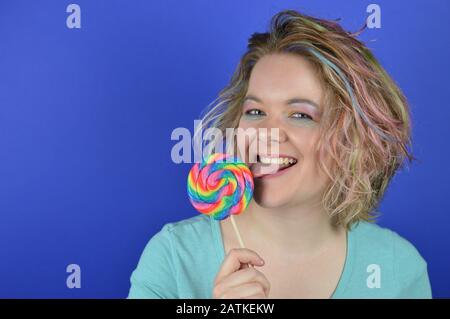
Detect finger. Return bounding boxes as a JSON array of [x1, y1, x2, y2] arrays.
[[220, 267, 271, 296], [215, 248, 265, 284], [220, 282, 265, 299]]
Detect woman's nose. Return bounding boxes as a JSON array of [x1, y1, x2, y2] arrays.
[[256, 116, 288, 144]]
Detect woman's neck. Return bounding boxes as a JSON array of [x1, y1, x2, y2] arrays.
[[235, 199, 343, 257]]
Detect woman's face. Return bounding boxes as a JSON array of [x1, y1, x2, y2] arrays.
[[237, 53, 330, 209]]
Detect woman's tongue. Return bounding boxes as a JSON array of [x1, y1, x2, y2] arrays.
[[251, 162, 286, 178]]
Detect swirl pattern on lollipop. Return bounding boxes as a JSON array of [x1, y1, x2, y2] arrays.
[[187, 153, 254, 220]]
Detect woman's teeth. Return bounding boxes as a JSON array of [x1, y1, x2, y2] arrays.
[[258, 156, 297, 166]]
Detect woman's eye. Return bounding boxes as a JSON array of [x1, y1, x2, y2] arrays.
[[244, 109, 265, 116], [290, 112, 313, 120]]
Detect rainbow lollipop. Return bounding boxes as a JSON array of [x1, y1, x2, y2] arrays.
[[187, 153, 254, 247]]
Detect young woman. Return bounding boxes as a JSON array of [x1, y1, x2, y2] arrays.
[[128, 10, 432, 299]]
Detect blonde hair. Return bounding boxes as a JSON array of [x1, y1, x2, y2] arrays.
[[197, 10, 415, 229]]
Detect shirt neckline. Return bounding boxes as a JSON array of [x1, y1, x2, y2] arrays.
[[210, 215, 355, 299]]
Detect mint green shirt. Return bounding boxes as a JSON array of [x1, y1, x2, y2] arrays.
[[128, 214, 432, 299]]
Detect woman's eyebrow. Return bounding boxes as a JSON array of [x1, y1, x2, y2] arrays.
[[243, 94, 319, 109]]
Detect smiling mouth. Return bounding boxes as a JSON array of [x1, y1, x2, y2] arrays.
[[250, 155, 298, 179]]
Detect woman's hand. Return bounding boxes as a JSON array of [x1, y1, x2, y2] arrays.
[[212, 248, 271, 299]]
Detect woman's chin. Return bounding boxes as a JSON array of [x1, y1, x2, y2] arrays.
[[250, 170, 298, 208], [252, 185, 294, 209]]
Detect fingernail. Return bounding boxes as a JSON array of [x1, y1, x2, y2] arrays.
[[258, 259, 265, 265]]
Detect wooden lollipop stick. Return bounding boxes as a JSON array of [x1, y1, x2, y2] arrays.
[[230, 214, 246, 248], [230, 215, 254, 268]]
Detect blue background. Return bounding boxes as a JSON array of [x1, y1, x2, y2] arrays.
[[0, 0, 449, 298]]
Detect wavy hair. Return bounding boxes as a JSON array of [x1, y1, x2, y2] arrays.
[[196, 9, 415, 229]]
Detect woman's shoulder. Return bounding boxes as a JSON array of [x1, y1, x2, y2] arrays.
[[346, 220, 431, 297], [164, 213, 212, 229], [351, 221, 426, 266], [152, 214, 219, 259], [128, 214, 219, 298], [135, 214, 216, 263], [160, 214, 214, 240]]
